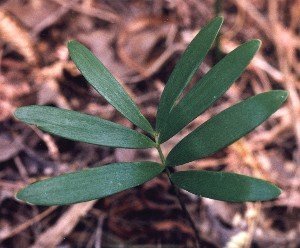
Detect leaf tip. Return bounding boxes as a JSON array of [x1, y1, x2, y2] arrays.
[[14, 106, 27, 121], [267, 183, 282, 201], [14, 105, 36, 123], [214, 15, 224, 25], [15, 188, 33, 205], [248, 39, 261, 52], [16, 184, 47, 206], [253, 38, 262, 45], [67, 40, 83, 55], [279, 90, 289, 101], [67, 39, 77, 48], [275, 185, 282, 197], [270, 90, 289, 104], [14, 107, 22, 120], [254, 179, 282, 202], [208, 16, 223, 31], [15, 189, 23, 201]]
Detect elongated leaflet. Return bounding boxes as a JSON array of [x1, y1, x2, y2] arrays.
[[15, 106, 156, 149], [17, 162, 163, 205], [170, 170, 281, 202], [166, 90, 288, 166], [68, 41, 154, 135], [156, 17, 223, 132]]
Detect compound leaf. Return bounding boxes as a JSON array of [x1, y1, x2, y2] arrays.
[[166, 90, 288, 166], [156, 16, 223, 132], [15, 106, 156, 149], [68, 40, 154, 135], [170, 170, 281, 202], [159, 40, 261, 143], [16, 162, 163, 205]]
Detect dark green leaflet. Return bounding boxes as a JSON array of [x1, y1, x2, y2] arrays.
[[16, 162, 163, 205], [170, 170, 281, 202], [15, 106, 156, 149], [166, 90, 288, 166], [68, 40, 154, 135], [159, 40, 261, 143], [156, 17, 223, 132]]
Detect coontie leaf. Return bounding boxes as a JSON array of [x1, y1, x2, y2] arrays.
[[166, 90, 288, 166], [170, 170, 281, 202], [15, 106, 156, 149], [68, 40, 154, 135], [156, 16, 223, 132], [16, 162, 163, 205], [159, 40, 261, 143]]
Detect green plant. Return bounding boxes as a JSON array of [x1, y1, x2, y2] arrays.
[[15, 17, 287, 208]]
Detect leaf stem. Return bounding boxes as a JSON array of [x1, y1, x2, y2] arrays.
[[155, 140, 202, 247], [168, 170, 202, 248], [157, 144, 166, 165]]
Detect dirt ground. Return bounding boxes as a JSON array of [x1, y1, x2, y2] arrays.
[[0, 0, 299, 247]]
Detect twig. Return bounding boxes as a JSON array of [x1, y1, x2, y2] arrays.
[[31, 1, 77, 36], [0, 207, 56, 240], [214, 0, 223, 62], [50, 0, 120, 23], [31, 201, 96, 248], [0, 10, 39, 65]]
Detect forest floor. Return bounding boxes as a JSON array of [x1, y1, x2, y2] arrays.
[[0, 0, 299, 247]]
